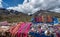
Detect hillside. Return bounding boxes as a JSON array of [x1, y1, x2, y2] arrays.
[[0, 8, 32, 23], [0, 8, 60, 22]]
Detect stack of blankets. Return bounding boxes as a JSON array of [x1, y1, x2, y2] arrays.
[[9, 22, 32, 37], [0, 21, 8, 26], [0, 25, 11, 37]]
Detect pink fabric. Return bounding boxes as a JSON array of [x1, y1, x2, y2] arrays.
[[23, 23, 32, 37], [0, 21, 8, 26], [56, 32, 60, 37], [35, 17, 39, 22], [17, 22, 27, 37], [17, 22, 32, 37], [9, 22, 25, 37]]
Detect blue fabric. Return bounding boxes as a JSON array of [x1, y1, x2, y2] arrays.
[[47, 17, 59, 25], [29, 32, 52, 37], [53, 17, 58, 24], [30, 18, 35, 22], [31, 17, 59, 25]]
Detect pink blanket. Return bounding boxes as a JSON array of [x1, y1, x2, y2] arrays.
[[17, 22, 27, 37], [23, 23, 32, 37], [9, 22, 25, 37], [17, 22, 32, 37]]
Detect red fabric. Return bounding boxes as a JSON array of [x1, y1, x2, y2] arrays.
[[35, 16, 44, 22], [39, 16, 42, 22]]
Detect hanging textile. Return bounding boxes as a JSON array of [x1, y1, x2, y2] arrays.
[[53, 17, 59, 25], [47, 16, 52, 23], [35, 17, 39, 22], [41, 16, 44, 23], [38, 16, 42, 22], [34, 16, 44, 23]]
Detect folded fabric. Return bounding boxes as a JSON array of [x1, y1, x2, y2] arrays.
[[23, 23, 32, 37], [56, 31, 60, 37], [9, 22, 24, 37], [29, 32, 52, 37], [0, 21, 8, 26], [17, 22, 32, 37], [17, 22, 27, 37], [9, 25, 16, 34], [11, 22, 23, 35]]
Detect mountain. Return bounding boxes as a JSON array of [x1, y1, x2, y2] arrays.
[[0, 8, 28, 15], [0, 8, 31, 22], [0, 8, 60, 22], [32, 10, 60, 18]]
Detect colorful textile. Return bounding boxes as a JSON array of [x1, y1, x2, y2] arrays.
[[34, 16, 44, 23], [17, 22, 28, 37], [39, 16, 43, 22], [56, 31, 60, 37], [0, 21, 8, 26], [9, 22, 24, 37], [53, 17, 59, 25], [41, 16, 44, 22], [47, 16, 52, 23], [17, 22, 32, 37], [11, 22, 24, 35], [29, 32, 52, 37], [35, 17, 39, 22]]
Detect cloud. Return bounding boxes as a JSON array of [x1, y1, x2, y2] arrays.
[[50, 8, 60, 13], [7, 0, 60, 15], [0, 0, 3, 8]]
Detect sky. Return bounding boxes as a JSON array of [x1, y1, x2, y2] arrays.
[[0, 0, 60, 15], [2, 0, 24, 8]]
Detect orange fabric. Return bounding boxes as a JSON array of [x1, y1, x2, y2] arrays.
[[12, 22, 24, 34], [9, 25, 16, 33], [9, 22, 24, 37], [47, 16, 52, 22], [41, 16, 44, 22]]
